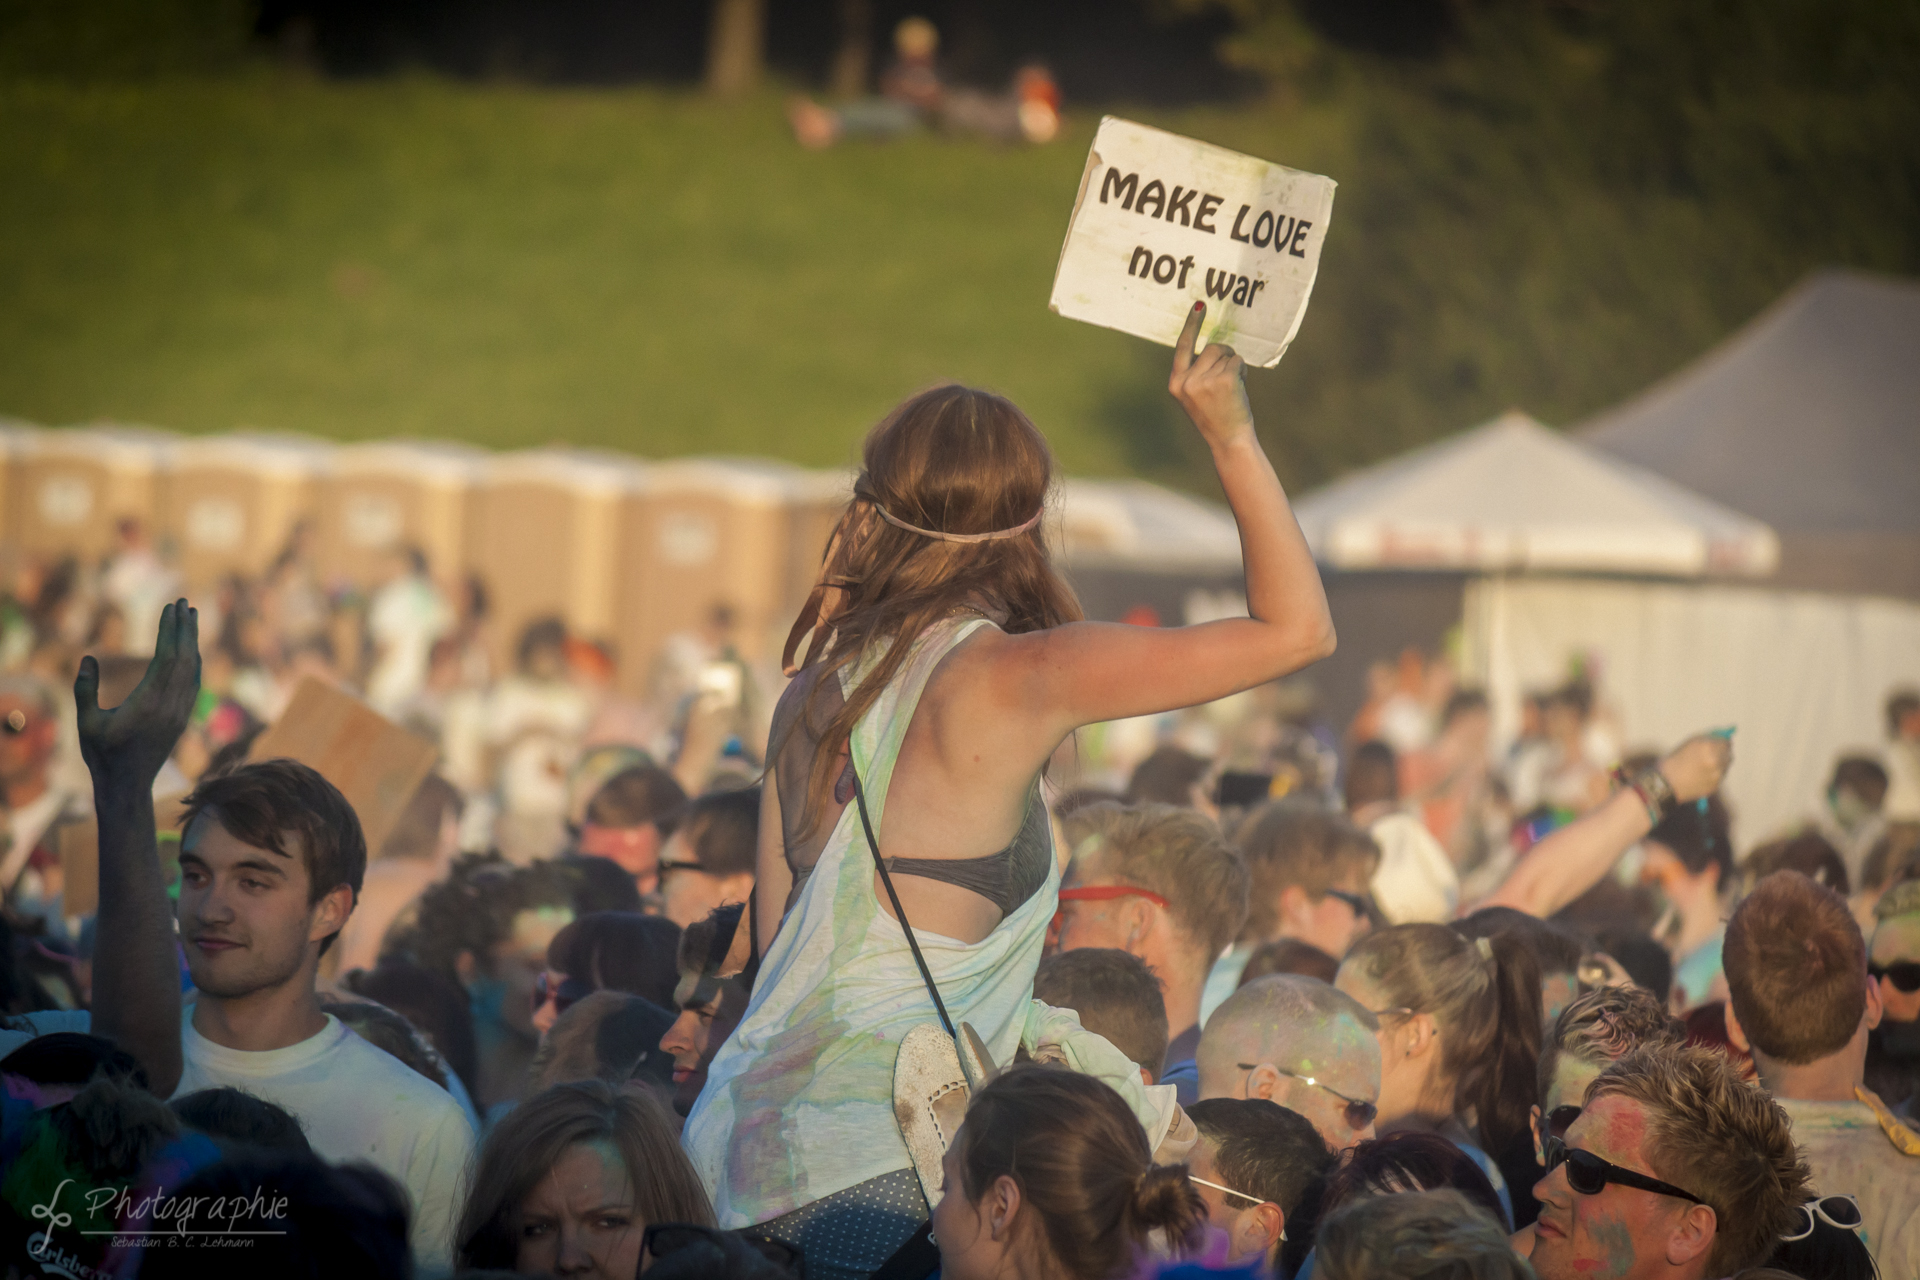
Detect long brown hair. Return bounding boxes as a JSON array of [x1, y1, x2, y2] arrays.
[[1342, 923, 1543, 1155], [781, 384, 1082, 833], [456, 1079, 713, 1268], [956, 1066, 1207, 1280]]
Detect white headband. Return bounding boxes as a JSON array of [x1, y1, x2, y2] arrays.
[[876, 504, 1043, 544]]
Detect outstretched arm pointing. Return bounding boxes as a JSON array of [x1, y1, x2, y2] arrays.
[[78, 599, 200, 1096]]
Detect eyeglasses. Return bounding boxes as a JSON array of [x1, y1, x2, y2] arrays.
[[656, 859, 708, 878], [1324, 888, 1371, 918], [1870, 960, 1920, 994], [643, 1223, 804, 1278], [1546, 1144, 1703, 1205], [1239, 1062, 1378, 1130], [1780, 1195, 1863, 1242], [1188, 1177, 1287, 1238], [1053, 884, 1170, 934], [533, 972, 593, 1018]]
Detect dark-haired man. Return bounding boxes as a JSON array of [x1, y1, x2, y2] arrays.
[[658, 786, 758, 929], [1724, 870, 1920, 1277], [171, 758, 475, 1273], [1033, 947, 1169, 1086], [1187, 1098, 1331, 1275], [1529, 1046, 1806, 1280], [54, 606, 474, 1273]]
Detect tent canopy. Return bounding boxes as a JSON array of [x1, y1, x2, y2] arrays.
[[1580, 270, 1920, 599], [1291, 411, 1778, 577]]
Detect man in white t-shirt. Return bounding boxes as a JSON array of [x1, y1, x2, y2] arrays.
[[169, 756, 475, 1275], [1725, 870, 1920, 1279]]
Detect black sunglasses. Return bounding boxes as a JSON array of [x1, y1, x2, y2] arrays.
[[533, 971, 593, 1017], [1543, 1104, 1581, 1140], [1870, 961, 1920, 994], [643, 1223, 804, 1278], [1547, 1144, 1703, 1205], [1325, 888, 1371, 918], [1240, 1062, 1378, 1130]]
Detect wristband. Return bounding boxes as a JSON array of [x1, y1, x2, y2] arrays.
[[1612, 764, 1673, 826]]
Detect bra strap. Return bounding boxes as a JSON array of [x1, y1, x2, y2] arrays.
[[849, 765, 957, 1041]]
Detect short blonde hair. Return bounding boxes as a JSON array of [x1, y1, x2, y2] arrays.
[[1586, 1046, 1809, 1277], [1063, 802, 1248, 960]]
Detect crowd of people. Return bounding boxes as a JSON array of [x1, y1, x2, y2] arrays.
[[1, 307, 1918, 1280]]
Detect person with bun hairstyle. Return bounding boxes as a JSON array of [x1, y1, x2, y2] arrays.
[[933, 1066, 1207, 1280], [1335, 923, 1544, 1225], [685, 302, 1336, 1275]]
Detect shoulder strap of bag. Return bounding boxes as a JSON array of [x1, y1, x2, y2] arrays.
[[848, 765, 957, 1041]]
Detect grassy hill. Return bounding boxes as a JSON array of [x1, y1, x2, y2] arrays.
[[0, 76, 1225, 476], [2, 0, 1914, 493]]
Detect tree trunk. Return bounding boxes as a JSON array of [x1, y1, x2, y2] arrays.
[[706, 0, 764, 98], [828, 0, 872, 99]]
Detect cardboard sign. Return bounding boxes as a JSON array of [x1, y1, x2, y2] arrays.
[[1049, 117, 1336, 367], [247, 677, 440, 857], [58, 795, 190, 920]]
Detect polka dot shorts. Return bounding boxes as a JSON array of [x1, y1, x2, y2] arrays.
[[759, 1168, 928, 1280]]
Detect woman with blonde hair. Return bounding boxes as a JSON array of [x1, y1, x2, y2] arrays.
[[684, 305, 1335, 1275]]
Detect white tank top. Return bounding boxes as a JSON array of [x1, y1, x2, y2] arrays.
[[682, 616, 1060, 1227]]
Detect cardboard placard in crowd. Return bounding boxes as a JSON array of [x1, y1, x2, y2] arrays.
[[246, 677, 440, 857], [1049, 116, 1336, 367], [58, 680, 433, 918]]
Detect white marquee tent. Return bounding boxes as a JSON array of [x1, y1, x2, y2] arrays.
[[1289, 313, 1920, 845]]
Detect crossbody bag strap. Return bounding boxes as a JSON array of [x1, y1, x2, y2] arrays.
[[848, 765, 957, 1041]]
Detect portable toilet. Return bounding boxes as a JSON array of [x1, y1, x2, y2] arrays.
[[467, 448, 645, 677], [161, 433, 332, 592], [317, 440, 486, 591]]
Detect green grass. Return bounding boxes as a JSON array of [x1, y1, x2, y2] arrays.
[[4, 1, 1914, 496], [0, 74, 1241, 476]]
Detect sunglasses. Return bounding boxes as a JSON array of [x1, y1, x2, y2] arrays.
[[1324, 888, 1372, 918], [1546, 1144, 1703, 1205], [1780, 1195, 1863, 1242], [1870, 960, 1920, 994], [656, 858, 707, 878], [1239, 1062, 1378, 1130], [1188, 1177, 1288, 1238], [1543, 1104, 1581, 1140], [643, 1223, 803, 1278], [533, 972, 593, 1018]]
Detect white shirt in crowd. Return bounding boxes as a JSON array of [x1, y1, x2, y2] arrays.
[[1777, 1096, 1920, 1278], [173, 1009, 476, 1276]]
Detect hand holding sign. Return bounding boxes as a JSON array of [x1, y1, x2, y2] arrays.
[[1169, 302, 1254, 452], [1050, 117, 1336, 366]]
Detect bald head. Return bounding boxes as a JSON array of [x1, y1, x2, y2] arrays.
[[1199, 975, 1382, 1151]]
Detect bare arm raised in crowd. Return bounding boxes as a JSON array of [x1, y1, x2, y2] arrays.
[[1475, 732, 1731, 920], [78, 600, 200, 1096], [999, 300, 1336, 733]]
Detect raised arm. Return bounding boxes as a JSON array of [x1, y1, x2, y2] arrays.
[[1009, 302, 1334, 733], [78, 600, 201, 1095], [1474, 733, 1731, 919]]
